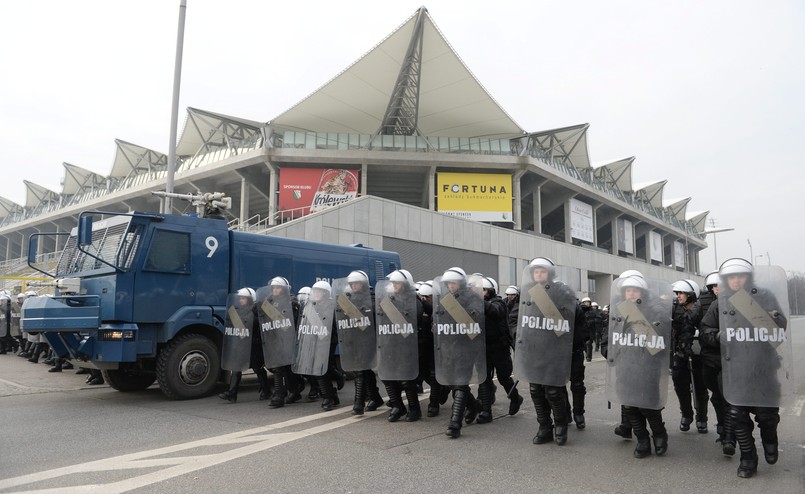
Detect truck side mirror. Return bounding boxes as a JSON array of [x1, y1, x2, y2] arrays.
[[27, 237, 38, 264], [79, 216, 93, 246]]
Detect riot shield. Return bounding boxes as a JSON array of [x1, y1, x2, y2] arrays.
[[719, 265, 792, 407], [513, 265, 576, 386], [432, 274, 486, 386], [374, 280, 419, 381], [222, 293, 255, 372], [10, 302, 21, 338], [292, 296, 335, 377], [0, 304, 8, 339], [606, 277, 672, 409], [256, 286, 296, 368], [333, 278, 377, 372]]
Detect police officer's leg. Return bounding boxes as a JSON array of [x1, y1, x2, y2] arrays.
[[755, 406, 780, 465], [352, 370, 367, 415], [529, 383, 554, 444], [254, 366, 270, 401], [625, 406, 651, 458], [671, 354, 694, 431], [475, 360, 495, 424], [729, 404, 757, 478], [365, 370, 384, 411], [492, 346, 522, 415], [384, 380, 407, 422], [701, 364, 725, 438], [427, 370, 444, 417], [545, 385, 569, 445], [614, 405, 633, 438], [219, 371, 242, 403], [570, 351, 586, 428], [269, 366, 286, 408], [403, 380, 422, 422], [690, 355, 709, 433], [446, 385, 469, 438], [643, 407, 668, 455]]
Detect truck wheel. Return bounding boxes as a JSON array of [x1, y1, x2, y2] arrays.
[[156, 333, 220, 400], [102, 368, 157, 392]]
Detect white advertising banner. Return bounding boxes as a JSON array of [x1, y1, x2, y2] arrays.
[[649, 231, 664, 263], [569, 198, 594, 243], [617, 218, 634, 254], [674, 241, 686, 268]]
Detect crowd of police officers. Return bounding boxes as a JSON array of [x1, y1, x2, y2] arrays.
[[213, 255, 790, 480], [1, 255, 789, 480]]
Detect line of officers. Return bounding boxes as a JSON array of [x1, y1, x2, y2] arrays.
[[220, 256, 791, 480]]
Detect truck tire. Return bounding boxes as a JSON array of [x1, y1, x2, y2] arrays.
[[102, 368, 157, 392], [156, 333, 220, 400]]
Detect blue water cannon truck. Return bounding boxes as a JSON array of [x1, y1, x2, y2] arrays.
[[22, 192, 400, 399]]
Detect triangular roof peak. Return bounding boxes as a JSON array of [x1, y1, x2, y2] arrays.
[[270, 6, 525, 139]]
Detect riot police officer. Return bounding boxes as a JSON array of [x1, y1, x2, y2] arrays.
[[476, 275, 522, 423], [700, 258, 788, 478], [416, 280, 448, 417], [219, 287, 268, 403], [607, 273, 670, 458], [516, 257, 585, 445]]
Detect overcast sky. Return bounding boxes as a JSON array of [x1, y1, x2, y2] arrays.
[[1, 0, 802, 274]]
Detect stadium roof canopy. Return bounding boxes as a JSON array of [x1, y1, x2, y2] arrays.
[[23, 181, 59, 208], [270, 7, 525, 139], [110, 139, 168, 181], [0, 197, 23, 219], [686, 210, 709, 233], [663, 197, 691, 222], [176, 107, 264, 159], [62, 163, 108, 196], [633, 180, 667, 209], [593, 157, 634, 192]]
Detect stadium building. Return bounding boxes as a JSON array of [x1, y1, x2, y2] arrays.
[[0, 7, 708, 302]]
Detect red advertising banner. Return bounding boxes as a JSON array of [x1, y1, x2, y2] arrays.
[[278, 168, 360, 218]]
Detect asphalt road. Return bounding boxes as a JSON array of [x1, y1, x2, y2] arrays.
[[0, 319, 803, 494]]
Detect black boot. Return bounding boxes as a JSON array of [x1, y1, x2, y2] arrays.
[[530, 383, 553, 445], [285, 369, 303, 404], [722, 409, 736, 456], [476, 381, 493, 424], [446, 388, 467, 438], [615, 406, 633, 439], [307, 378, 321, 401], [427, 379, 442, 417], [256, 367, 271, 401], [404, 382, 421, 422], [48, 358, 63, 372], [269, 369, 287, 408], [508, 387, 524, 416], [646, 411, 668, 456], [27, 343, 44, 363], [759, 415, 779, 465], [679, 415, 693, 432], [464, 391, 481, 425], [218, 372, 241, 403], [627, 409, 651, 458], [318, 376, 339, 411], [736, 425, 758, 478], [385, 381, 407, 422], [352, 372, 367, 415]]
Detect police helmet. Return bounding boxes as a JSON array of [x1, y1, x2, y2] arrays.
[[602, 305, 610, 312], [441, 267, 466, 284], [398, 269, 414, 285], [591, 302, 599, 308], [312, 280, 332, 294], [269, 276, 290, 289], [0, 295, 10, 303], [347, 270, 369, 285], [719, 258, 753, 277], [297, 286, 311, 303], [704, 271, 719, 289], [236, 287, 256, 301], [387, 270, 413, 287], [505, 285, 519, 296], [481, 276, 498, 293], [620, 275, 648, 292], [618, 269, 644, 280], [16, 293, 25, 301], [417, 281, 433, 297], [581, 297, 592, 303], [528, 257, 556, 277], [672, 279, 700, 296], [25, 290, 37, 298]]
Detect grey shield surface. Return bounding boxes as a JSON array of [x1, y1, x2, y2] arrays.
[[10, 303, 21, 338], [719, 265, 792, 407], [374, 280, 419, 381], [222, 294, 255, 372], [293, 297, 335, 377], [606, 277, 672, 409], [0, 305, 8, 338], [513, 265, 576, 386], [432, 274, 486, 386], [333, 278, 377, 372], [256, 286, 296, 368]]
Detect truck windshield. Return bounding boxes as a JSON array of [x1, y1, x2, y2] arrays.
[[56, 216, 142, 276]]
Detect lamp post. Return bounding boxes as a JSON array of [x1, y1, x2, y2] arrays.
[[704, 225, 734, 269], [747, 238, 753, 264], [163, 0, 188, 215]]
